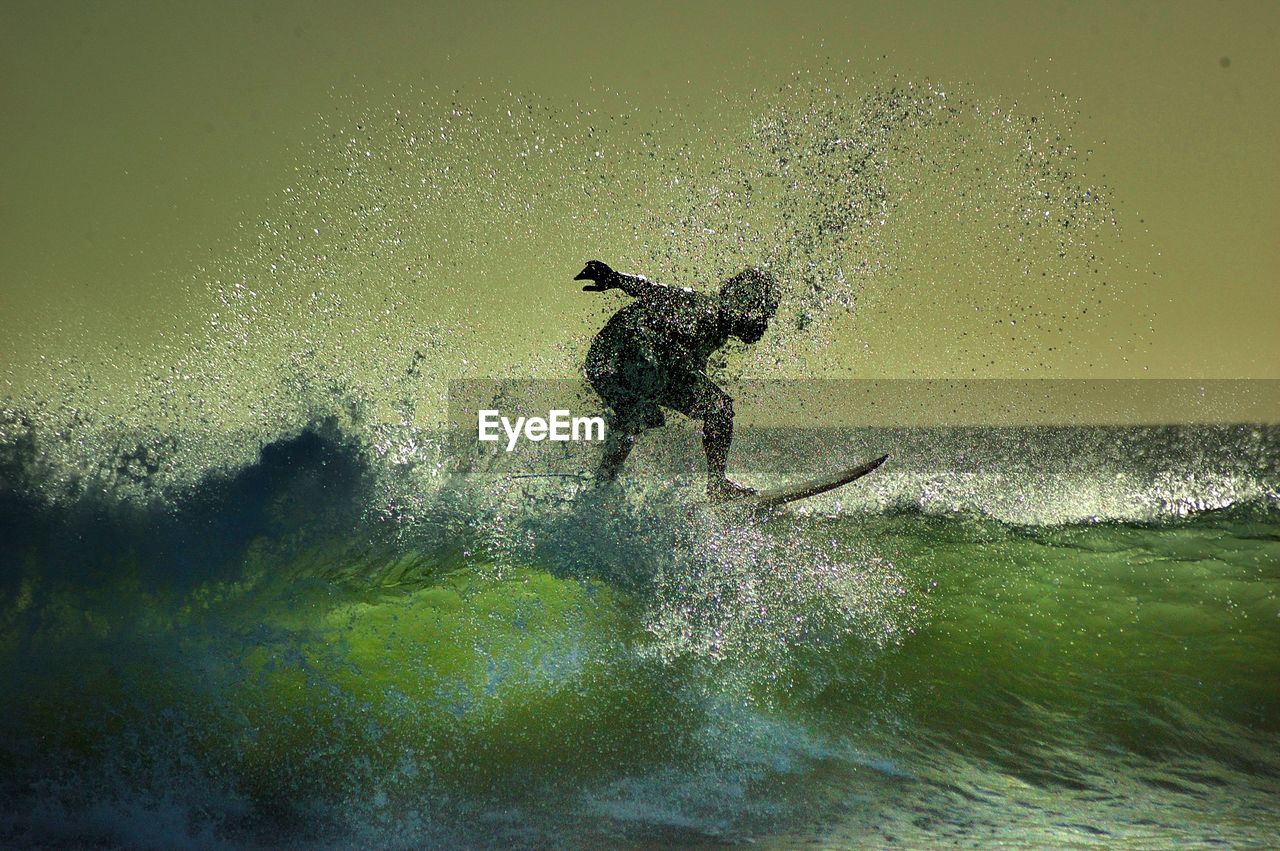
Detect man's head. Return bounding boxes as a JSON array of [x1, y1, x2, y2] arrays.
[[718, 268, 780, 343]]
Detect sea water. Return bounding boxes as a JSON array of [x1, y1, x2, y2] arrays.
[[1, 416, 1276, 848]]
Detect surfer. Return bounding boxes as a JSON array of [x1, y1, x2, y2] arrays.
[[573, 260, 780, 502]]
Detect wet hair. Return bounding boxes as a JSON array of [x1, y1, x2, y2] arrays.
[[718, 268, 780, 319]]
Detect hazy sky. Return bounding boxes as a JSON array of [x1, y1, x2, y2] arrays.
[[3, 0, 1277, 398]]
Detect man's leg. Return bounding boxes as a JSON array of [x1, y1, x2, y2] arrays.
[[593, 399, 662, 481], [596, 423, 638, 481], [699, 389, 733, 483], [663, 372, 754, 501]]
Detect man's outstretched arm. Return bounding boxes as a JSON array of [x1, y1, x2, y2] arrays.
[[610, 271, 658, 297], [574, 260, 686, 299]]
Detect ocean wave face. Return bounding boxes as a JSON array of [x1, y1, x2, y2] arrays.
[[1, 75, 1278, 848], [1, 419, 1278, 848]]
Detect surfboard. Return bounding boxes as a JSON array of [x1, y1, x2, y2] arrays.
[[724, 454, 889, 510]]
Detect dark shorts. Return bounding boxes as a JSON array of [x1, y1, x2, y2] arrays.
[[587, 358, 728, 435]]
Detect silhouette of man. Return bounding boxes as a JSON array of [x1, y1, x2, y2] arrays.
[[573, 260, 780, 502]]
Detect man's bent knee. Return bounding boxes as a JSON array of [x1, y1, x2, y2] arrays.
[[699, 392, 733, 425]]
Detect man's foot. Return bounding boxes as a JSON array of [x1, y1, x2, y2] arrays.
[[707, 477, 757, 504]]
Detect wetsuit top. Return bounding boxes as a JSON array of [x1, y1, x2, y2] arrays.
[[585, 273, 730, 382]]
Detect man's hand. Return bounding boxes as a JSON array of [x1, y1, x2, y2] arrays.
[[574, 260, 617, 292]]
